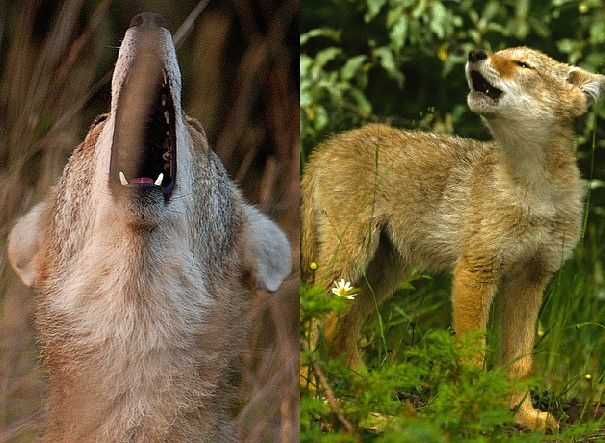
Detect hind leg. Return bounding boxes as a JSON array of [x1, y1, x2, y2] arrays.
[[302, 215, 381, 382], [322, 232, 407, 368]]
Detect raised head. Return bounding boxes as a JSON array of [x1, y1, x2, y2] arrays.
[[9, 13, 291, 295], [466, 47, 605, 122]]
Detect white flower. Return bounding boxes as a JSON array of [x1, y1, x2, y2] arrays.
[[332, 279, 355, 299]]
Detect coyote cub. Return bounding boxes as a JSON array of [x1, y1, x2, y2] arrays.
[[8, 13, 290, 442], [302, 47, 605, 430]]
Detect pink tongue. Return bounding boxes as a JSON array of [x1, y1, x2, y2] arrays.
[[130, 177, 154, 184]]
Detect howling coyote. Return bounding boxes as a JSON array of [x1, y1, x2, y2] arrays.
[[302, 47, 605, 430], [8, 13, 291, 442]]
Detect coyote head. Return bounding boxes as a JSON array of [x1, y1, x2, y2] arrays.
[[9, 13, 290, 309], [7, 13, 291, 439], [465, 47, 605, 126]]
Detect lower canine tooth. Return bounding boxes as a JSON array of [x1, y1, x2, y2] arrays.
[[154, 173, 164, 186], [119, 171, 128, 186]]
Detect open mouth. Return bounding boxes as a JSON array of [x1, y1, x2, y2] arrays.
[[110, 65, 176, 199], [470, 71, 502, 100]]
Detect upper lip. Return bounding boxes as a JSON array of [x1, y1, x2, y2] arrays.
[[109, 53, 177, 199], [470, 70, 503, 100]]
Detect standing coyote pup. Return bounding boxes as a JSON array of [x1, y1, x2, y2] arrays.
[[302, 47, 605, 430], [8, 13, 291, 442]]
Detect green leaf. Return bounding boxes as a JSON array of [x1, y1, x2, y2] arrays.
[[349, 88, 372, 114], [373, 46, 404, 86], [590, 20, 605, 44], [300, 55, 313, 77], [479, 1, 501, 30], [314, 47, 343, 69], [366, 0, 388, 22], [300, 28, 341, 46], [390, 17, 409, 52], [314, 106, 329, 133], [340, 55, 367, 81], [556, 38, 576, 54]]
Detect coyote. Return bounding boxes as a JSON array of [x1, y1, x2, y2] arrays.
[[302, 47, 605, 430], [8, 13, 291, 442]]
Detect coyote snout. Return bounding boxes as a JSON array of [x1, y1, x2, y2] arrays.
[[8, 13, 291, 442]]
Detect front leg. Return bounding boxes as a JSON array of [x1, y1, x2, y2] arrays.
[[500, 265, 558, 431], [451, 256, 500, 368]]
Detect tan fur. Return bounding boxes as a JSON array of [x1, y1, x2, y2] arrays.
[[8, 15, 291, 442], [301, 47, 605, 430]]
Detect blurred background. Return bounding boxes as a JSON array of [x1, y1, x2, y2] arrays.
[[302, 0, 605, 439], [0, 0, 298, 441]]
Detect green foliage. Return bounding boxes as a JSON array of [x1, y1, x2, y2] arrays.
[[301, 285, 518, 441], [301, 0, 605, 152], [301, 282, 605, 441]]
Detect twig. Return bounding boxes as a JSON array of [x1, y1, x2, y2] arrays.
[[215, 0, 296, 165], [300, 341, 360, 439], [173, 0, 213, 47]]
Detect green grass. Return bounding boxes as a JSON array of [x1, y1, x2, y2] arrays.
[[301, 212, 605, 441]]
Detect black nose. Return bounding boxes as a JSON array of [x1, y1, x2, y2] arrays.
[[129, 12, 168, 29], [468, 50, 488, 62]]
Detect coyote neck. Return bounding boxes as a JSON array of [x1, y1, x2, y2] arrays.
[[487, 118, 577, 200], [42, 225, 216, 439]]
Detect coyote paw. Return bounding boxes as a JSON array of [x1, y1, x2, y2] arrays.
[[514, 404, 559, 431]]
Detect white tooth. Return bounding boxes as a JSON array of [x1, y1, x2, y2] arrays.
[[164, 163, 170, 170], [163, 71, 167, 84], [154, 173, 164, 186], [164, 111, 169, 123], [162, 95, 166, 107], [119, 171, 128, 186], [162, 152, 170, 160]]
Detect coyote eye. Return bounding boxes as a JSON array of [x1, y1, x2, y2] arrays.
[[515, 61, 532, 69]]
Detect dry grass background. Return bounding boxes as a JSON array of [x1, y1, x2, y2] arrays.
[[0, 0, 299, 441]]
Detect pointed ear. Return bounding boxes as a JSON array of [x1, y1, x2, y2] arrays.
[[568, 68, 605, 105], [8, 201, 47, 287], [244, 206, 291, 292]]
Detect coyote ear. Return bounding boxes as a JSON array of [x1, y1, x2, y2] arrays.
[[568, 68, 605, 105], [8, 201, 47, 287], [244, 206, 292, 292]]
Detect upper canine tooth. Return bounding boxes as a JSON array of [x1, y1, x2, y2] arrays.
[[119, 171, 128, 186], [162, 95, 167, 107], [154, 173, 164, 186]]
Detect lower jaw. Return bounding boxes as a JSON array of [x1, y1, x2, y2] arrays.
[[468, 96, 499, 113]]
